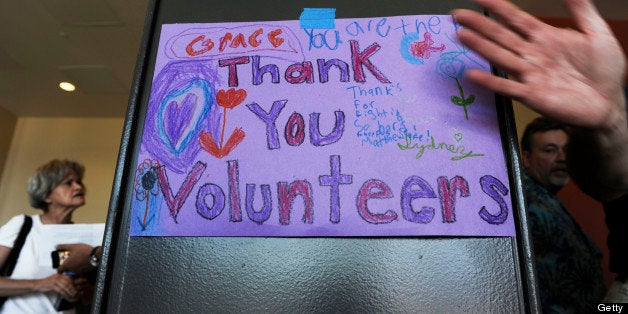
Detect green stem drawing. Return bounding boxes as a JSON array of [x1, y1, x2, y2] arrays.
[[450, 77, 475, 120]]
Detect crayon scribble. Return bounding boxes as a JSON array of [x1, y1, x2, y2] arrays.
[[411, 32, 445, 59], [449, 76, 475, 120], [134, 158, 161, 230], [400, 32, 445, 65], [434, 27, 489, 120], [142, 60, 222, 173], [199, 88, 247, 158], [436, 52, 475, 120], [397, 133, 484, 161]]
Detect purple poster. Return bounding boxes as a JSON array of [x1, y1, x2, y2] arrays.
[[129, 14, 515, 237]]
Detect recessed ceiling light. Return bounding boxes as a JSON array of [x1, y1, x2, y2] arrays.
[[59, 82, 76, 92]]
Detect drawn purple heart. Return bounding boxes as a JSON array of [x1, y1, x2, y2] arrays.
[[144, 62, 217, 174], [163, 93, 198, 151]]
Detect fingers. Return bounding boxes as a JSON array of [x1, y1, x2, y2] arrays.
[[56, 243, 90, 251], [73, 277, 88, 287], [455, 27, 526, 76], [452, 8, 536, 77], [563, 0, 608, 34], [56, 260, 75, 274], [470, 0, 545, 36], [464, 69, 529, 103], [54, 275, 76, 299], [464, 69, 568, 120], [58, 283, 77, 300], [453, 8, 528, 50], [37, 274, 78, 299], [56, 243, 93, 274], [465, 0, 610, 39]]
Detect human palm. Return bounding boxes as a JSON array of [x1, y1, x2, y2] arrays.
[[454, 0, 626, 129]]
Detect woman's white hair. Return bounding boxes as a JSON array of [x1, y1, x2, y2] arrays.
[[27, 159, 85, 211]]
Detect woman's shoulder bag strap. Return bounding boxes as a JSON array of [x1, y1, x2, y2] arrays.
[[0, 215, 33, 307]]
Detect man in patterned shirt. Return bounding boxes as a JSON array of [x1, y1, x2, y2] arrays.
[[520, 117, 606, 313]]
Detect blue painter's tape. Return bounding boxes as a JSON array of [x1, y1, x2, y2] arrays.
[[300, 8, 336, 29]]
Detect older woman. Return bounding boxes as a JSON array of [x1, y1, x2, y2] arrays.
[[0, 159, 87, 313]]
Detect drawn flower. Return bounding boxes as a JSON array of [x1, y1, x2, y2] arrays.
[[436, 52, 466, 80], [134, 158, 161, 230], [449, 77, 476, 120], [216, 88, 247, 109], [436, 52, 475, 120], [199, 128, 245, 158], [199, 88, 247, 158]]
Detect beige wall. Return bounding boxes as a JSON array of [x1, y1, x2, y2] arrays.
[[512, 100, 539, 140], [0, 117, 124, 225], [0, 107, 17, 181]]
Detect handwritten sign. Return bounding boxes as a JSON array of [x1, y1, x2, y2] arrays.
[[129, 15, 515, 237]]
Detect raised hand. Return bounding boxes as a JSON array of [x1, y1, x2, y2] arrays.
[[453, 0, 626, 130]]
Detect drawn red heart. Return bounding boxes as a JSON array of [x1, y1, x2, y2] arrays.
[[199, 128, 246, 158], [216, 88, 247, 109]]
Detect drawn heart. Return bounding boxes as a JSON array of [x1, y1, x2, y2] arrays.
[[216, 88, 247, 109], [163, 93, 197, 151], [199, 128, 245, 159], [454, 133, 463, 142], [158, 79, 210, 154]]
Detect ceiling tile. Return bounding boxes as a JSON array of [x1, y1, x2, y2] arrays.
[[38, 0, 123, 26], [0, 47, 22, 70]]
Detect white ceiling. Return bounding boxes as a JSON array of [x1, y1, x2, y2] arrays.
[[0, 0, 149, 117], [1, 0, 626, 118]]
